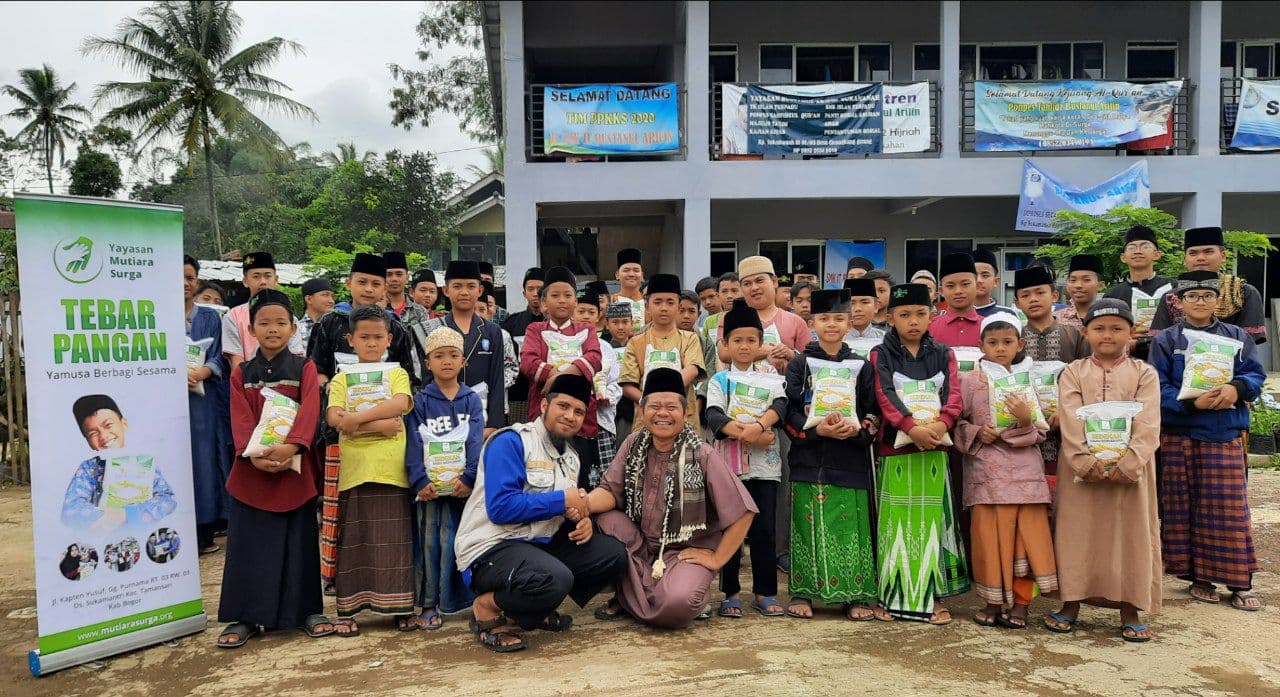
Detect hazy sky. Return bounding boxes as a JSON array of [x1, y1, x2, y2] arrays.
[[0, 1, 488, 194]]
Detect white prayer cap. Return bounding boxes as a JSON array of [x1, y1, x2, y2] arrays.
[[980, 311, 1023, 336]]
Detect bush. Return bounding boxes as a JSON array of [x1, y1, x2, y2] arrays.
[[1249, 404, 1280, 436]]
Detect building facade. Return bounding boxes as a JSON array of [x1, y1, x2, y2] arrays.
[[490, 1, 1280, 326]]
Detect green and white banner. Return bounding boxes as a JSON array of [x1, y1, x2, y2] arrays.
[[16, 194, 205, 675]]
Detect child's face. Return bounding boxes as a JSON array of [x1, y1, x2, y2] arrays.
[[791, 287, 811, 320], [446, 279, 480, 312], [616, 262, 644, 290], [1066, 271, 1102, 306], [873, 280, 891, 314], [941, 273, 977, 312], [980, 326, 1023, 367], [243, 268, 278, 295], [195, 288, 223, 305], [1178, 289, 1219, 324], [475, 298, 493, 320], [573, 302, 599, 327], [183, 264, 199, 301], [1014, 284, 1055, 320], [385, 268, 408, 296], [1185, 245, 1226, 272], [698, 288, 721, 314], [607, 317, 633, 342], [678, 300, 699, 331], [252, 305, 295, 353], [428, 346, 463, 382], [724, 328, 761, 366], [412, 282, 438, 310], [523, 281, 544, 313], [849, 295, 876, 328], [346, 272, 386, 308], [1121, 240, 1161, 270], [347, 318, 391, 362], [891, 305, 932, 342], [718, 281, 742, 304], [975, 262, 998, 300], [542, 282, 577, 321], [1085, 317, 1131, 358], [81, 408, 127, 450], [648, 293, 678, 328], [305, 290, 335, 316], [812, 311, 851, 345]]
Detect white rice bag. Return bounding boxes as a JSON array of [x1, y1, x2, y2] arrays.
[[727, 371, 786, 423], [419, 421, 469, 495], [981, 360, 1049, 431], [844, 336, 882, 360], [642, 343, 683, 386], [1177, 329, 1243, 400], [244, 387, 302, 472], [1074, 400, 1144, 479], [952, 346, 984, 372], [1029, 360, 1067, 419], [472, 382, 490, 425], [892, 371, 955, 448], [542, 328, 587, 371], [101, 454, 155, 508], [804, 358, 863, 429], [337, 362, 398, 412], [1131, 283, 1171, 333], [185, 337, 213, 396]]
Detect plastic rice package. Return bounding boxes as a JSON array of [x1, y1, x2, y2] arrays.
[[1029, 361, 1067, 419], [337, 362, 398, 412], [844, 336, 883, 360], [727, 371, 786, 423], [952, 346, 984, 372], [543, 329, 588, 371], [1074, 400, 1144, 479], [642, 344, 682, 386], [185, 337, 213, 396], [1131, 283, 1172, 333], [1176, 329, 1243, 400], [803, 358, 862, 429], [419, 421, 469, 495], [892, 371, 955, 449], [243, 387, 302, 472], [101, 454, 155, 508], [982, 361, 1049, 430]]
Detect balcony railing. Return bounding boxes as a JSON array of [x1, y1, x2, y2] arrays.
[[525, 83, 686, 163], [708, 81, 941, 160], [962, 79, 1192, 155], [1221, 77, 1280, 154]]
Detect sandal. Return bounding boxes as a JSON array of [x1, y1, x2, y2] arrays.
[[199, 544, 221, 556], [594, 599, 628, 621], [997, 611, 1027, 630], [872, 604, 896, 622], [696, 604, 713, 620], [718, 598, 744, 618], [396, 614, 422, 632], [537, 611, 574, 632], [333, 618, 360, 638], [751, 596, 785, 617], [323, 582, 336, 597], [470, 616, 526, 653], [845, 603, 876, 622], [1043, 611, 1076, 634], [928, 607, 952, 626], [1188, 581, 1220, 604], [972, 609, 999, 627], [1230, 591, 1263, 612], [217, 622, 260, 649], [418, 608, 444, 630], [785, 599, 813, 619], [1121, 623, 1153, 643], [301, 614, 335, 638]]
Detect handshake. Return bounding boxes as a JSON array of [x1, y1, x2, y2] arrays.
[[563, 487, 592, 522]]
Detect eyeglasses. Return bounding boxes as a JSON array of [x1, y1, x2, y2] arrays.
[[1180, 292, 1218, 304], [1124, 243, 1157, 252]]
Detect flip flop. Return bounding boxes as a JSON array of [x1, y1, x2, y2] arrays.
[[333, 618, 360, 638], [718, 598, 744, 618], [997, 611, 1027, 629], [751, 596, 785, 617], [928, 607, 952, 626], [419, 608, 444, 630], [1188, 582, 1220, 604], [301, 614, 335, 638], [785, 600, 813, 619], [845, 603, 876, 622], [1121, 623, 1152, 643], [1230, 591, 1263, 612], [199, 544, 221, 556], [1042, 612, 1076, 634], [396, 614, 421, 632], [594, 600, 628, 621], [217, 622, 260, 649], [972, 610, 999, 627]]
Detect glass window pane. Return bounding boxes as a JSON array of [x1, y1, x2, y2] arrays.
[[795, 46, 856, 82], [758, 241, 788, 276], [1127, 47, 1177, 79], [710, 54, 737, 83], [1221, 41, 1237, 70], [961, 44, 976, 81], [760, 45, 793, 70], [979, 45, 1038, 80], [905, 240, 939, 279], [1073, 42, 1104, 79], [1042, 43, 1070, 80], [859, 44, 891, 81], [940, 239, 972, 260], [791, 243, 823, 280], [710, 243, 737, 277], [1243, 44, 1272, 78]]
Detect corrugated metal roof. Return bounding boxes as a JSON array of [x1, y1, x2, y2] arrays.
[[197, 260, 312, 285]]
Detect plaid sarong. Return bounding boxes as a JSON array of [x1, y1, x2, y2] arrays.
[[1159, 434, 1258, 589], [335, 483, 415, 616], [593, 429, 618, 488], [508, 400, 529, 427], [320, 444, 341, 584]]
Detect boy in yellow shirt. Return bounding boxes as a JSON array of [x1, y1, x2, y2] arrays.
[[326, 305, 415, 635], [619, 273, 706, 428]]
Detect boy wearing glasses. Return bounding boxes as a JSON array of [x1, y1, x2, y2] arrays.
[[1150, 227, 1266, 344], [1104, 225, 1176, 360]]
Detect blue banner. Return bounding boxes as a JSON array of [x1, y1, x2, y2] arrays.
[[720, 83, 884, 155], [542, 84, 680, 155], [1016, 160, 1150, 233], [1230, 78, 1280, 151], [975, 80, 1182, 151], [823, 240, 886, 288]]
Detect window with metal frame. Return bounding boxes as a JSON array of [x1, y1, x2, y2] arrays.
[[1127, 41, 1179, 79]]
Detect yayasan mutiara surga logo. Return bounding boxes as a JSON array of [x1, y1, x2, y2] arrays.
[[54, 236, 103, 283]]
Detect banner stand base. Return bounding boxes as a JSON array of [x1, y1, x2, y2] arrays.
[[28, 613, 207, 677]]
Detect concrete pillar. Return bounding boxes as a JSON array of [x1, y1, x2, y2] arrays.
[[1182, 191, 1223, 229], [499, 1, 537, 312], [939, 0, 962, 159], [685, 1, 711, 164], [1188, 1, 1223, 157], [682, 197, 712, 284]]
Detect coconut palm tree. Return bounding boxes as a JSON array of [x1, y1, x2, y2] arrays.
[[466, 142, 504, 178], [1, 64, 92, 193], [84, 1, 315, 257], [321, 141, 376, 168]]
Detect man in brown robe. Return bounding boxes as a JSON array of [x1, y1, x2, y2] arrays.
[[577, 367, 756, 629]]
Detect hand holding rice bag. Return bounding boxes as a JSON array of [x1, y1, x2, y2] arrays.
[[418, 422, 469, 495], [728, 371, 786, 423], [952, 346, 984, 373], [892, 371, 955, 449], [844, 337, 882, 360], [804, 358, 862, 429], [1029, 361, 1066, 419], [543, 329, 588, 371], [1074, 401, 1144, 482], [244, 387, 302, 472], [337, 362, 398, 412], [1176, 329, 1244, 400], [1131, 284, 1171, 333], [981, 360, 1049, 431], [185, 337, 214, 396]]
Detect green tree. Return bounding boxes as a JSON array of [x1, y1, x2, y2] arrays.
[[1, 64, 92, 193], [388, 0, 495, 140], [466, 143, 504, 178], [0, 128, 22, 197], [67, 148, 123, 197], [85, 0, 315, 257], [1035, 205, 1275, 281], [83, 124, 135, 165], [321, 142, 376, 168]]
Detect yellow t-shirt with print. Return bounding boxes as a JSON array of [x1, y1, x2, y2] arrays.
[[328, 366, 413, 491]]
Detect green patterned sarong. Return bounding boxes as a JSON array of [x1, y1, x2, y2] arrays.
[[876, 450, 970, 621], [789, 483, 877, 604]]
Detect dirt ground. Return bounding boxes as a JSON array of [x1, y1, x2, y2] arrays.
[[1, 472, 1278, 697]]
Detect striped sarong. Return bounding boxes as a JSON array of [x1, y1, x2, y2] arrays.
[[877, 450, 970, 621], [320, 444, 341, 584], [790, 483, 877, 604], [970, 503, 1057, 606], [1159, 434, 1258, 589], [335, 482, 415, 616]]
